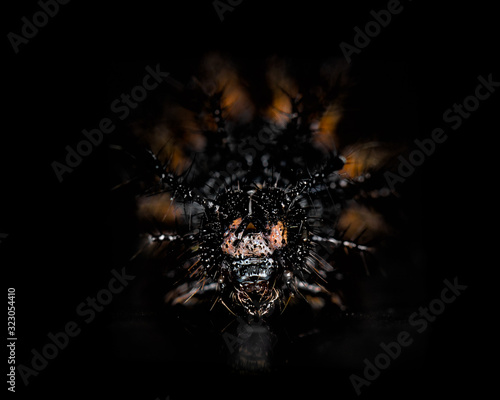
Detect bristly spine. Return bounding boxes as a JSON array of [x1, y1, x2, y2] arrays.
[[120, 56, 396, 318]]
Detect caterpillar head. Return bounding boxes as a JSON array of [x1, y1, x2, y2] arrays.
[[203, 186, 308, 317]]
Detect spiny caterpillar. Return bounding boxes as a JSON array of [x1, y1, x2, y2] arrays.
[[113, 55, 397, 320]]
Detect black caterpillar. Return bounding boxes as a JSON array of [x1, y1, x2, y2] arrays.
[[111, 55, 402, 370]]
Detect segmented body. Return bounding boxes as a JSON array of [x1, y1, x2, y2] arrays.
[[114, 55, 396, 325]]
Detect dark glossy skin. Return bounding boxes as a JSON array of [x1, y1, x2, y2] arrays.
[[207, 187, 308, 317]]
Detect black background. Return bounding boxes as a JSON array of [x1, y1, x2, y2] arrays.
[[3, 0, 497, 399]]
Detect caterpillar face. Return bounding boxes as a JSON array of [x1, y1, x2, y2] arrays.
[[209, 187, 305, 316]]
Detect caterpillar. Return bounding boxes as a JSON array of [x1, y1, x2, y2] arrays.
[[110, 55, 404, 371]]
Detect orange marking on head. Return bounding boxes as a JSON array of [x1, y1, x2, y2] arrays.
[[221, 219, 288, 257], [268, 221, 287, 250], [222, 218, 243, 256]]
